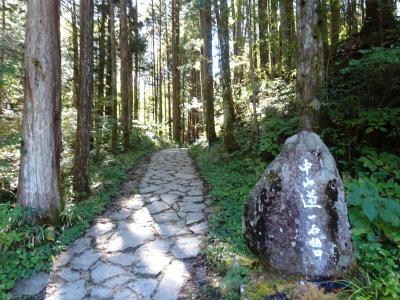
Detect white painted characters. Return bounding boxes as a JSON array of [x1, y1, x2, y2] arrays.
[[299, 159, 312, 176], [298, 158, 323, 259]]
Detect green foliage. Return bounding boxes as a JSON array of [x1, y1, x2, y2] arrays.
[[258, 113, 299, 160]]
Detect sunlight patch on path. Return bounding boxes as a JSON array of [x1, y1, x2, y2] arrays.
[[43, 149, 209, 300]]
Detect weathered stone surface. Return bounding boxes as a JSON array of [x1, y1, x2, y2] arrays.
[[153, 260, 188, 300], [153, 211, 180, 223], [91, 263, 126, 284], [86, 222, 114, 237], [12, 272, 49, 298], [190, 222, 209, 235], [106, 223, 154, 252], [243, 131, 353, 277], [57, 268, 81, 282], [185, 212, 204, 225], [147, 200, 170, 214], [46, 279, 86, 300], [107, 252, 140, 266], [41, 149, 208, 300], [90, 286, 114, 299], [68, 238, 91, 255], [128, 278, 158, 298], [70, 249, 102, 271], [171, 236, 202, 259]]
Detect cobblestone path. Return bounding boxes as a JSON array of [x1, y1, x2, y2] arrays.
[[44, 149, 209, 300]]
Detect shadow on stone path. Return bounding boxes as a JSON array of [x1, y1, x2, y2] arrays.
[[43, 149, 210, 300]]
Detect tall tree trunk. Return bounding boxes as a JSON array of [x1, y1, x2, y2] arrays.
[[127, 0, 134, 129], [233, 0, 244, 85], [329, 0, 340, 50], [171, 0, 181, 143], [296, 0, 322, 130], [214, 0, 236, 152], [151, 0, 158, 123], [97, 0, 106, 115], [158, 0, 163, 126], [105, 18, 112, 116], [270, 0, 280, 75], [0, 0, 5, 115], [109, 0, 118, 151], [258, 0, 269, 71], [72, 0, 79, 108], [74, 0, 94, 198], [280, 0, 295, 73], [133, 1, 139, 120], [19, 0, 62, 221], [248, 0, 259, 135], [120, 0, 130, 149], [200, 0, 217, 145]]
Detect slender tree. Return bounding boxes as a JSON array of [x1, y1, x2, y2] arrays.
[[0, 0, 5, 115], [120, 0, 130, 148], [133, 0, 139, 120], [200, 0, 217, 145], [71, 0, 79, 108], [171, 0, 181, 143], [74, 0, 94, 197], [109, 0, 118, 151], [158, 0, 163, 126], [258, 0, 269, 71], [279, 0, 295, 73], [296, 0, 322, 130], [247, 0, 259, 135], [18, 0, 62, 221], [214, 0, 236, 151]]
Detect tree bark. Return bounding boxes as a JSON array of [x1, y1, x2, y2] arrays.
[[171, 0, 181, 143], [248, 0, 259, 135], [97, 0, 106, 115], [158, 0, 163, 126], [279, 0, 295, 73], [18, 0, 62, 221], [127, 0, 134, 128], [109, 0, 118, 151], [0, 0, 5, 115], [258, 0, 269, 70], [71, 0, 79, 108], [214, 0, 236, 152], [73, 0, 94, 198], [133, 1, 139, 120], [120, 0, 130, 148], [296, 0, 322, 130], [200, 0, 217, 145]]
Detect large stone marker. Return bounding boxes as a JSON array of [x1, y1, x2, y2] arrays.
[[243, 131, 353, 277]]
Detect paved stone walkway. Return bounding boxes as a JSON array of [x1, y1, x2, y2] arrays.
[[44, 149, 209, 300]]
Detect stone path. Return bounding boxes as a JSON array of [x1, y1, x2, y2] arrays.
[[43, 149, 209, 300]]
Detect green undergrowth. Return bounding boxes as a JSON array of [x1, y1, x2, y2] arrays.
[[0, 127, 162, 299], [190, 47, 400, 299]]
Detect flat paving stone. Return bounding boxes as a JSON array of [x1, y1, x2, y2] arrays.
[[70, 249, 102, 271], [46, 279, 86, 300], [171, 236, 202, 259], [153, 260, 189, 300], [91, 263, 126, 284], [12, 272, 49, 298], [43, 149, 209, 300], [128, 278, 158, 298], [186, 212, 205, 225]]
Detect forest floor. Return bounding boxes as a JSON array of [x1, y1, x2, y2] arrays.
[[12, 149, 210, 300]]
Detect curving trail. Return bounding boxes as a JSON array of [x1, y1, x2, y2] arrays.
[[44, 149, 209, 300]]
